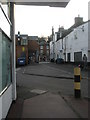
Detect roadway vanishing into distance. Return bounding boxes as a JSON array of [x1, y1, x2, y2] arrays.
[[16, 62, 88, 98]]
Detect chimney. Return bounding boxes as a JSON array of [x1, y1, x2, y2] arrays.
[[75, 15, 83, 25]]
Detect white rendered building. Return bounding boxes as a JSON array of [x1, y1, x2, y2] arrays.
[[50, 19, 89, 63]]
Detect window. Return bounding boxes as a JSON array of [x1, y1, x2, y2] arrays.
[[21, 39, 28, 45], [40, 50, 43, 54], [0, 4, 10, 37], [40, 46, 43, 49], [0, 29, 11, 94], [74, 31, 77, 39], [46, 45, 49, 49], [47, 50, 49, 55]]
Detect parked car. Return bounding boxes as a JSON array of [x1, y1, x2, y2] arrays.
[[56, 58, 64, 64], [17, 57, 26, 65]]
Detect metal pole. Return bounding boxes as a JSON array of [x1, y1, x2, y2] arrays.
[[10, 2, 17, 101]]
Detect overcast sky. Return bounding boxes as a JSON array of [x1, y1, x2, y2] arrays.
[[15, 0, 89, 37]]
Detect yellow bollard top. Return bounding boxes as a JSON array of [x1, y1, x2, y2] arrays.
[[74, 67, 81, 75]]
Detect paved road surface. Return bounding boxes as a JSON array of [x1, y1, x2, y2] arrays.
[[16, 63, 88, 98], [7, 63, 88, 118]]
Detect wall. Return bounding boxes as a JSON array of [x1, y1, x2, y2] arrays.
[[55, 39, 64, 60], [54, 21, 89, 63], [16, 46, 28, 64], [0, 3, 13, 119], [64, 22, 88, 62], [39, 42, 50, 61], [50, 41, 53, 60], [28, 40, 39, 54], [0, 85, 12, 119], [88, 20, 90, 62], [28, 40, 39, 63]]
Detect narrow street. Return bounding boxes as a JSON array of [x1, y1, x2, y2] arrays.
[[7, 63, 88, 118], [16, 62, 88, 97]]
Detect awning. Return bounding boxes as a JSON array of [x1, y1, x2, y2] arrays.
[[1, 0, 70, 7]]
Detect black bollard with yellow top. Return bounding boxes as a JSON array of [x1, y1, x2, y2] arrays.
[[74, 67, 81, 98]]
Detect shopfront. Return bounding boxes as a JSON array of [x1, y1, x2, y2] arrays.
[[0, 3, 14, 119], [0, 0, 70, 119]]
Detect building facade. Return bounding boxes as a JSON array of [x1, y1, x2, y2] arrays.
[[16, 34, 28, 65], [0, 2, 16, 119], [63, 21, 88, 63], [28, 36, 39, 63], [39, 40, 50, 62], [50, 17, 89, 64]]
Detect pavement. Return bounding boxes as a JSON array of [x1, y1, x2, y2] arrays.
[[6, 63, 89, 119]]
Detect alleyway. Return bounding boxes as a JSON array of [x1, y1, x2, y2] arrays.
[[7, 63, 88, 118]]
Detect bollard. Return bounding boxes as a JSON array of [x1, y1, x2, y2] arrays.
[[74, 67, 81, 98]]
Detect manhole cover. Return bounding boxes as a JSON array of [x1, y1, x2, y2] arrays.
[[30, 89, 47, 95]]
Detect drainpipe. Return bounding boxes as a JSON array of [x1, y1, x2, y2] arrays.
[[10, 2, 17, 101]]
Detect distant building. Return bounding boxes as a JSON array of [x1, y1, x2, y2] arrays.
[[16, 35, 50, 64], [39, 38, 50, 62], [28, 36, 39, 63], [50, 16, 90, 64], [16, 33, 28, 65]]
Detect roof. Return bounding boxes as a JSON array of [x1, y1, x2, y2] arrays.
[[28, 36, 38, 41], [39, 41, 49, 45], [57, 20, 90, 41], [15, 34, 28, 40], [1, 0, 70, 7]]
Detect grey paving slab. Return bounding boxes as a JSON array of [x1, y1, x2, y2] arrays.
[[22, 92, 78, 118], [61, 95, 88, 118]]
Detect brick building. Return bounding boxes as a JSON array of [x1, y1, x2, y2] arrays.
[[16, 34, 50, 64], [16, 34, 28, 65], [28, 36, 39, 63], [39, 39, 50, 62]]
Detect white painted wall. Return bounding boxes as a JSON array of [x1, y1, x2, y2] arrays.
[[50, 41, 53, 60], [0, 96, 2, 120], [0, 85, 12, 119], [55, 39, 64, 60], [54, 21, 89, 62], [66, 22, 88, 62]]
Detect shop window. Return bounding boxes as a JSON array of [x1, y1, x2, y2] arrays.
[[0, 29, 11, 94]]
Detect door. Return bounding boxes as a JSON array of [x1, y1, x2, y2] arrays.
[[67, 53, 70, 62], [74, 52, 82, 62]]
